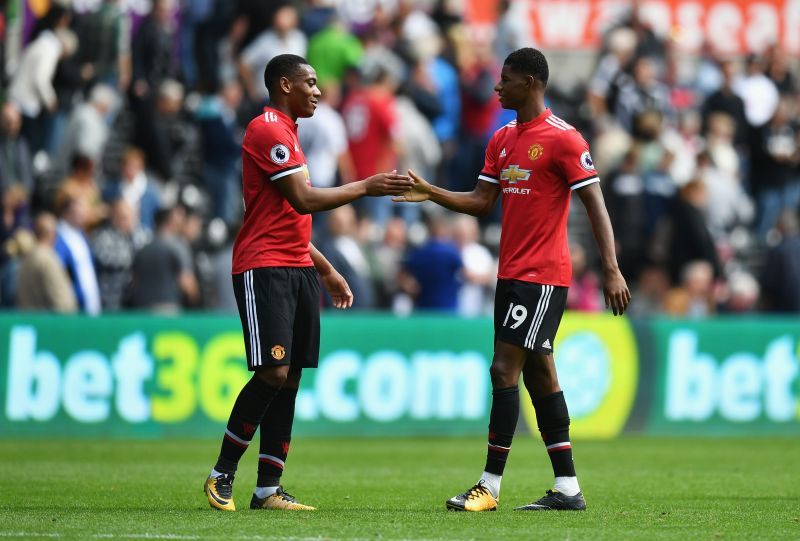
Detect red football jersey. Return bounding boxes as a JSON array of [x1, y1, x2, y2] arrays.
[[232, 107, 313, 274], [479, 109, 599, 287]]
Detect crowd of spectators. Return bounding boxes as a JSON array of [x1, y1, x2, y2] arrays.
[[0, 0, 798, 317]]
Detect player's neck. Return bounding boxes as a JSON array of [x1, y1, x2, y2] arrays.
[[515, 98, 547, 124], [268, 101, 298, 123]]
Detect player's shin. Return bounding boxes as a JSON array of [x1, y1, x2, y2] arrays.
[[255, 386, 298, 498], [481, 386, 520, 499], [533, 390, 580, 496], [213, 376, 280, 475]]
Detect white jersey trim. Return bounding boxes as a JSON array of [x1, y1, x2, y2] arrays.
[[570, 176, 600, 191], [478, 174, 500, 184], [270, 165, 304, 181]]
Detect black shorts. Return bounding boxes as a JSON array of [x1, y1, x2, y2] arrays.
[[494, 279, 568, 354], [232, 266, 321, 371]]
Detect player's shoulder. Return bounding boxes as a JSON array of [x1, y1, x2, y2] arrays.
[[542, 114, 589, 147], [247, 110, 293, 140]]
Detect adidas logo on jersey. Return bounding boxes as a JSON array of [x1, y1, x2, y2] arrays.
[[541, 339, 552, 349], [499, 148, 507, 158]]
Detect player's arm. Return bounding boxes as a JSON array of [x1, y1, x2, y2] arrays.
[[576, 183, 631, 315], [393, 169, 500, 217], [310, 242, 353, 309], [274, 170, 411, 215]]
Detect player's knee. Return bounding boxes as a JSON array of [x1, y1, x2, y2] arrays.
[[255, 365, 290, 388], [284, 368, 303, 390], [489, 361, 519, 388]]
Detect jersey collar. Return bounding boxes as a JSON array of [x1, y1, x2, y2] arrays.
[[515, 108, 552, 130], [263, 106, 298, 131]]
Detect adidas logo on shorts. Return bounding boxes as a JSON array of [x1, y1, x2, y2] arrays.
[[541, 339, 551, 349]]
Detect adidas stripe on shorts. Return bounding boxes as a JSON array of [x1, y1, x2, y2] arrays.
[[494, 279, 568, 354]]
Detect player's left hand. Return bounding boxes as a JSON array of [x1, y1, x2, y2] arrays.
[[603, 269, 631, 316], [321, 270, 354, 309]]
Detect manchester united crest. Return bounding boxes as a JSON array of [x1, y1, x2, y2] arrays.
[[528, 144, 544, 161], [271, 345, 286, 360]]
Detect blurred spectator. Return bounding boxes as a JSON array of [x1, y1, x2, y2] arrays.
[[733, 54, 779, 129], [196, 80, 243, 224], [761, 210, 800, 313], [701, 59, 749, 147], [661, 180, 721, 285], [493, 0, 534, 63], [662, 110, 702, 187], [587, 27, 637, 124], [8, 18, 77, 153], [764, 45, 797, 96], [16, 212, 77, 312], [56, 154, 106, 229], [54, 195, 101, 314], [126, 207, 199, 313], [0, 185, 31, 306], [367, 216, 409, 310], [723, 270, 760, 313], [614, 56, 671, 133], [103, 147, 161, 232], [634, 110, 677, 235], [627, 265, 669, 317], [401, 214, 463, 312], [305, 13, 363, 87], [696, 146, 752, 239], [55, 83, 117, 175], [133, 79, 185, 181], [73, 0, 132, 90], [453, 215, 494, 317], [662, 260, 716, 318], [604, 147, 647, 282], [0, 103, 33, 194], [131, 0, 177, 103], [239, 4, 306, 103], [452, 37, 499, 193], [566, 243, 602, 312], [91, 199, 148, 311], [342, 67, 402, 224], [394, 91, 440, 226], [319, 204, 375, 309], [748, 98, 800, 239]]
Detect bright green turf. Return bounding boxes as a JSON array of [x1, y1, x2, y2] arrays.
[[3, 436, 799, 540]]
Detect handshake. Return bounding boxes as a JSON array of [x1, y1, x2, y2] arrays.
[[363, 170, 432, 202]]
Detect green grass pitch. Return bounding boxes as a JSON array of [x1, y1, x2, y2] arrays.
[[3, 436, 799, 540]]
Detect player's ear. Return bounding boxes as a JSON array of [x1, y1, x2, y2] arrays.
[[279, 76, 292, 95]]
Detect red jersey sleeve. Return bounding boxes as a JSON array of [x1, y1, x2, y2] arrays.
[[478, 131, 501, 184], [244, 121, 305, 181], [556, 130, 600, 191]]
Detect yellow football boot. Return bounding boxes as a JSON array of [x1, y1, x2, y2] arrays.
[[249, 486, 316, 510], [446, 481, 498, 512], [205, 473, 236, 511]]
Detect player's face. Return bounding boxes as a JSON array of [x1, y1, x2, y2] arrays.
[[288, 64, 321, 118], [495, 65, 530, 110]]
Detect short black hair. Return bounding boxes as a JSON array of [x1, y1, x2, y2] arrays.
[[263, 54, 310, 96], [504, 48, 549, 86]]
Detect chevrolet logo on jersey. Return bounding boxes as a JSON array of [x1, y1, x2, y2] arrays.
[[500, 165, 532, 184]]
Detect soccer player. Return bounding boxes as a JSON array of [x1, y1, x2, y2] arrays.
[[204, 54, 411, 512], [394, 48, 630, 511]]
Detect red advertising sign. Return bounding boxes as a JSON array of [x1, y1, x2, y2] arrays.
[[466, 0, 800, 54]]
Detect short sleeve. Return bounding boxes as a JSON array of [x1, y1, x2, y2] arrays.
[[557, 130, 600, 191], [244, 122, 305, 181], [478, 132, 501, 184]]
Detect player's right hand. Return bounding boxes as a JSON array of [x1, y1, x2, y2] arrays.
[[392, 169, 432, 203], [364, 170, 412, 196]]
